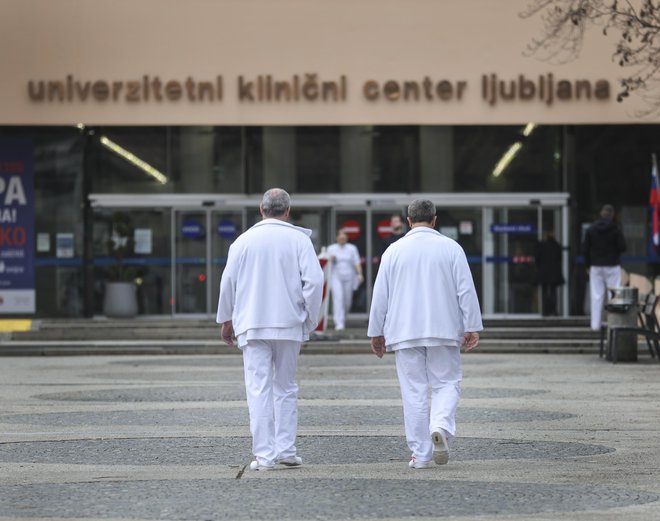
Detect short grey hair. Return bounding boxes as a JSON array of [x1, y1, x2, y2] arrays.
[[261, 188, 291, 217], [407, 199, 436, 224]]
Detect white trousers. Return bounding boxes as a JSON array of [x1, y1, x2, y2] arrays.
[[330, 277, 353, 329], [242, 340, 301, 466], [395, 345, 462, 462], [589, 266, 621, 330]]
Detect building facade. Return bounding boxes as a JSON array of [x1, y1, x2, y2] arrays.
[[0, 0, 658, 319]]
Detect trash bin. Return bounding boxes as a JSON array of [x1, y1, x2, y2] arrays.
[[605, 287, 639, 362]]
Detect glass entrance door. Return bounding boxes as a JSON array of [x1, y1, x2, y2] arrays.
[[334, 209, 370, 316], [483, 207, 541, 316], [91, 192, 569, 319], [435, 207, 483, 309], [173, 210, 209, 314], [210, 209, 245, 315], [173, 208, 246, 316]]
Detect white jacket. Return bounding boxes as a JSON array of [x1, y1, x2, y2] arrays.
[[368, 227, 483, 347], [327, 242, 361, 290], [216, 219, 324, 340]]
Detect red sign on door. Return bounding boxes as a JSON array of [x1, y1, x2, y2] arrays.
[[376, 218, 393, 238], [341, 219, 361, 240]]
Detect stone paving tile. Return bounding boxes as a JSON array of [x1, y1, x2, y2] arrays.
[[0, 405, 575, 427], [32, 386, 546, 402], [107, 354, 505, 368], [0, 353, 659, 521], [0, 436, 613, 466], [0, 479, 658, 520]]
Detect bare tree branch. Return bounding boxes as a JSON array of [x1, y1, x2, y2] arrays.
[[521, 0, 660, 113]]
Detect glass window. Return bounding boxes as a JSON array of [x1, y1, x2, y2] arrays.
[[372, 126, 420, 192], [170, 127, 243, 193], [573, 124, 660, 283], [454, 125, 561, 192], [93, 207, 172, 316], [296, 127, 340, 193]]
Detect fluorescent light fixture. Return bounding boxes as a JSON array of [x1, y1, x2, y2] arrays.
[[491, 123, 536, 177], [100, 136, 167, 185], [492, 142, 522, 177]]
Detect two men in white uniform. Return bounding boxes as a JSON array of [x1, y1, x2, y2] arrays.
[[216, 188, 324, 471], [368, 199, 483, 469]]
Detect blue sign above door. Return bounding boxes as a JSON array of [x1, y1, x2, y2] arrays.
[[490, 223, 536, 234], [217, 219, 238, 239], [181, 219, 205, 239]]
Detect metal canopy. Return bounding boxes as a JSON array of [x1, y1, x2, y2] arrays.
[[89, 192, 569, 209]]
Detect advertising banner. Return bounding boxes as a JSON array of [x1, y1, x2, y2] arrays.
[[0, 140, 35, 313]]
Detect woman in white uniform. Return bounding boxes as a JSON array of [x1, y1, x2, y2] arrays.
[[327, 229, 363, 330]]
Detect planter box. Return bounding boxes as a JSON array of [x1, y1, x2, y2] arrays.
[[103, 282, 138, 318]]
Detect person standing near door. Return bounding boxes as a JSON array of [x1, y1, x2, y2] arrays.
[[381, 213, 406, 254], [582, 204, 627, 331], [327, 229, 364, 330], [368, 199, 482, 469], [535, 230, 564, 316], [216, 188, 324, 470]]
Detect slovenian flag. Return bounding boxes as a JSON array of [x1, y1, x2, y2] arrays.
[[651, 155, 660, 253]]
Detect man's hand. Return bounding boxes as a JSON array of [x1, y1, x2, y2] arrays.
[[221, 321, 235, 346], [371, 335, 386, 358], [462, 331, 479, 352]]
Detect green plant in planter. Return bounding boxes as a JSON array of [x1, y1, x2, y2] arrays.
[[106, 212, 137, 282]]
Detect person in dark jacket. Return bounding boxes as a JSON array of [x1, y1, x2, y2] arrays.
[[535, 230, 564, 316], [582, 204, 627, 330], [381, 213, 406, 254]]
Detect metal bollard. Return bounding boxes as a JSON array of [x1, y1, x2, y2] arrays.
[[605, 287, 639, 362]]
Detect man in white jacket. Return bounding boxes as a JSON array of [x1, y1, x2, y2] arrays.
[[368, 199, 483, 469], [217, 188, 324, 471]]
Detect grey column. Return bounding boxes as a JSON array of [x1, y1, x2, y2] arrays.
[[262, 127, 296, 190], [340, 126, 372, 192], [420, 126, 454, 192], [177, 127, 214, 192]]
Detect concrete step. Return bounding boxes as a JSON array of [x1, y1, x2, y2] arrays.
[[8, 327, 600, 342], [0, 312, 622, 355], [0, 337, 605, 356], [3, 317, 601, 345]]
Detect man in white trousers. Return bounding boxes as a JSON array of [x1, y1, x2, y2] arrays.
[[217, 188, 324, 471], [582, 204, 627, 331], [368, 199, 483, 469]]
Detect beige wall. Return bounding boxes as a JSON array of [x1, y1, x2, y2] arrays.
[[0, 0, 656, 125]]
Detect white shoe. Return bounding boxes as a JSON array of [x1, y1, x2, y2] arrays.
[[408, 456, 432, 469], [276, 455, 303, 467], [249, 459, 274, 471], [432, 430, 450, 465]]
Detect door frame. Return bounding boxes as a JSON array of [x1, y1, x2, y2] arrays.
[[90, 192, 570, 318], [171, 206, 248, 317]]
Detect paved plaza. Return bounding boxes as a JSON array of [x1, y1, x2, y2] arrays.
[[0, 350, 659, 520]]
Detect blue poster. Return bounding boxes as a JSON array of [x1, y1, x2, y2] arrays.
[[0, 140, 35, 313]]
